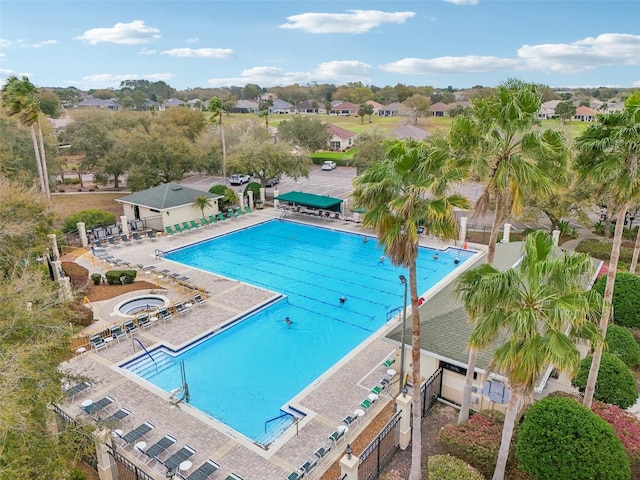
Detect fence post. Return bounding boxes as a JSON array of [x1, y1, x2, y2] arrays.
[[248, 189, 255, 209], [339, 445, 359, 480], [120, 215, 129, 237], [459, 216, 468, 244], [94, 429, 118, 480], [48, 233, 60, 260], [396, 392, 413, 450], [502, 223, 512, 243], [273, 188, 279, 209], [552, 229, 560, 246], [77, 221, 89, 248]]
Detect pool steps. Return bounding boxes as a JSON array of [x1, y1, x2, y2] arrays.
[[126, 349, 175, 379]]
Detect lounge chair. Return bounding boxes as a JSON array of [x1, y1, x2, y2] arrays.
[[140, 434, 177, 465], [189, 219, 201, 230], [243, 205, 253, 213], [137, 313, 151, 330], [223, 474, 244, 480], [117, 421, 156, 447], [64, 381, 91, 399], [207, 214, 218, 225], [383, 358, 396, 368], [156, 444, 196, 474], [158, 307, 173, 322], [360, 393, 379, 409], [177, 458, 220, 480], [107, 236, 119, 248], [342, 409, 364, 426], [174, 301, 189, 316], [110, 325, 127, 342], [235, 207, 245, 216], [132, 231, 142, 242], [146, 229, 158, 240], [174, 224, 186, 235], [181, 221, 193, 233], [216, 212, 227, 222], [193, 292, 207, 306], [226, 209, 237, 219], [82, 395, 115, 416], [94, 239, 105, 249], [286, 470, 305, 480], [314, 444, 332, 462], [328, 425, 347, 445], [123, 319, 139, 335], [200, 217, 211, 227], [299, 458, 317, 475], [102, 407, 132, 425], [89, 334, 107, 351], [371, 385, 384, 395], [166, 225, 177, 236], [120, 234, 132, 245]]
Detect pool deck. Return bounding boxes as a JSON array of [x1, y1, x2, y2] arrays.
[[60, 208, 482, 479]]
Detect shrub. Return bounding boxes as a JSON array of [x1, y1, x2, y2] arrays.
[[572, 352, 639, 409], [606, 324, 640, 367], [62, 209, 117, 234], [246, 182, 261, 202], [208, 184, 236, 208], [593, 272, 640, 328], [438, 410, 518, 478], [515, 395, 630, 480], [591, 399, 640, 476], [90, 273, 102, 286], [104, 270, 137, 285], [428, 454, 485, 480]]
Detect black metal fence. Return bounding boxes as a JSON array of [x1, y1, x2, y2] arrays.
[[106, 443, 156, 480], [420, 367, 444, 418], [52, 404, 98, 471], [358, 411, 401, 480]]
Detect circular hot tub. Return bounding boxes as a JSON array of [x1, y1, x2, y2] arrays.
[[114, 294, 170, 317]]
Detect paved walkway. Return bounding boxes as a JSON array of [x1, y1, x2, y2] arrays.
[[61, 208, 460, 479]]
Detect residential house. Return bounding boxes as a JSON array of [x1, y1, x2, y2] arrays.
[[76, 96, 119, 110], [391, 124, 430, 141], [366, 100, 383, 115], [430, 102, 451, 117], [573, 105, 598, 122], [377, 101, 412, 117], [326, 123, 358, 151], [232, 100, 259, 113], [269, 99, 293, 114], [290, 100, 320, 114], [538, 100, 562, 120], [159, 98, 188, 110], [330, 102, 359, 116], [116, 183, 222, 232]]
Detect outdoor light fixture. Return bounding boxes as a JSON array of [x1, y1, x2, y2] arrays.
[[345, 444, 353, 460], [399, 274, 408, 393]]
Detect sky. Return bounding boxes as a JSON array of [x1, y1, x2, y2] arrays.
[[1, 0, 639, 92]]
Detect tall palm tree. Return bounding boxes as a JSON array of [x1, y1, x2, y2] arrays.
[[192, 195, 213, 219], [208, 96, 224, 126], [455, 231, 602, 480], [574, 92, 640, 408], [351, 137, 470, 480], [1, 76, 51, 201], [450, 79, 570, 423]]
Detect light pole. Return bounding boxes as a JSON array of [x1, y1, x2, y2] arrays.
[[399, 274, 408, 394]]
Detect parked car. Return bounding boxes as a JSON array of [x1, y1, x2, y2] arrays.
[[265, 176, 280, 187], [229, 174, 251, 185], [321, 161, 337, 171]]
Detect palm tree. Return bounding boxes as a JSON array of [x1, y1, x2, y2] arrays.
[[455, 231, 602, 480], [1, 76, 51, 201], [574, 92, 640, 408], [450, 79, 570, 423], [193, 195, 213, 219], [351, 137, 470, 480], [208, 96, 224, 126]]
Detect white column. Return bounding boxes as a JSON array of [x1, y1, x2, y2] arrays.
[[552, 229, 560, 246], [248, 190, 255, 209], [273, 188, 280, 209], [48, 234, 60, 261], [459, 216, 468, 244], [77, 221, 88, 248], [238, 189, 244, 210], [59, 277, 73, 302], [502, 223, 512, 243], [52, 260, 62, 281], [94, 428, 118, 480], [120, 215, 129, 237], [260, 188, 266, 207], [339, 449, 359, 480], [396, 392, 412, 450]]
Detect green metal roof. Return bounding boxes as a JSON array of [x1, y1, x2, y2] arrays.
[[275, 191, 343, 209], [116, 183, 221, 210]]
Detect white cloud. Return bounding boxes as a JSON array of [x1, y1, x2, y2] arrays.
[[517, 33, 640, 72], [138, 48, 157, 55], [0, 39, 13, 47], [279, 10, 415, 34], [186, 37, 199, 43], [75, 20, 161, 45], [381, 56, 523, 74], [74, 72, 174, 88], [444, 0, 479, 5], [33, 40, 59, 48], [207, 60, 371, 87], [160, 48, 235, 59]]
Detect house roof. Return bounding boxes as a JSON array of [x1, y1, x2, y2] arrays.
[[326, 123, 358, 140], [366, 100, 383, 108], [430, 102, 451, 112], [274, 191, 343, 209], [391, 124, 430, 141], [77, 96, 117, 107], [332, 102, 359, 110], [161, 98, 187, 108], [116, 183, 221, 210], [235, 99, 259, 109], [380, 102, 412, 114], [575, 105, 598, 115]]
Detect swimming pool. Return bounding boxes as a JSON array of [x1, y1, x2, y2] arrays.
[[122, 220, 475, 445]]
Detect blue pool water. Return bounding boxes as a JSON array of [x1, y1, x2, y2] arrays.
[[122, 220, 475, 445]]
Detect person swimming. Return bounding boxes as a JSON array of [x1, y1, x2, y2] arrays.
[[285, 317, 292, 327], [378, 256, 385, 265], [339, 296, 346, 307]]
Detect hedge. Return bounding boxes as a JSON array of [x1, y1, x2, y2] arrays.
[[62, 209, 117, 234], [606, 324, 640, 367], [593, 272, 640, 328], [428, 454, 485, 480], [104, 270, 137, 285], [515, 395, 630, 480], [572, 352, 639, 409]]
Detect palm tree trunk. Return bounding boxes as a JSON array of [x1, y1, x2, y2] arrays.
[[29, 125, 47, 197], [629, 224, 640, 273], [457, 349, 477, 424], [409, 261, 423, 480], [36, 120, 51, 201], [492, 392, 520, 480], [584, 206, 627, 408], [487, 192, 505, 264]]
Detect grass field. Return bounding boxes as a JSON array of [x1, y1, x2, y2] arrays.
[[50, 193, 123, 228]]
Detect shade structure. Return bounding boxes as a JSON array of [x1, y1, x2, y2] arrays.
[[274, 191, 343, 211]]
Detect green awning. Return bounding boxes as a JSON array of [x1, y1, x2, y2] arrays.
[[275, 191, 343, 210]]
